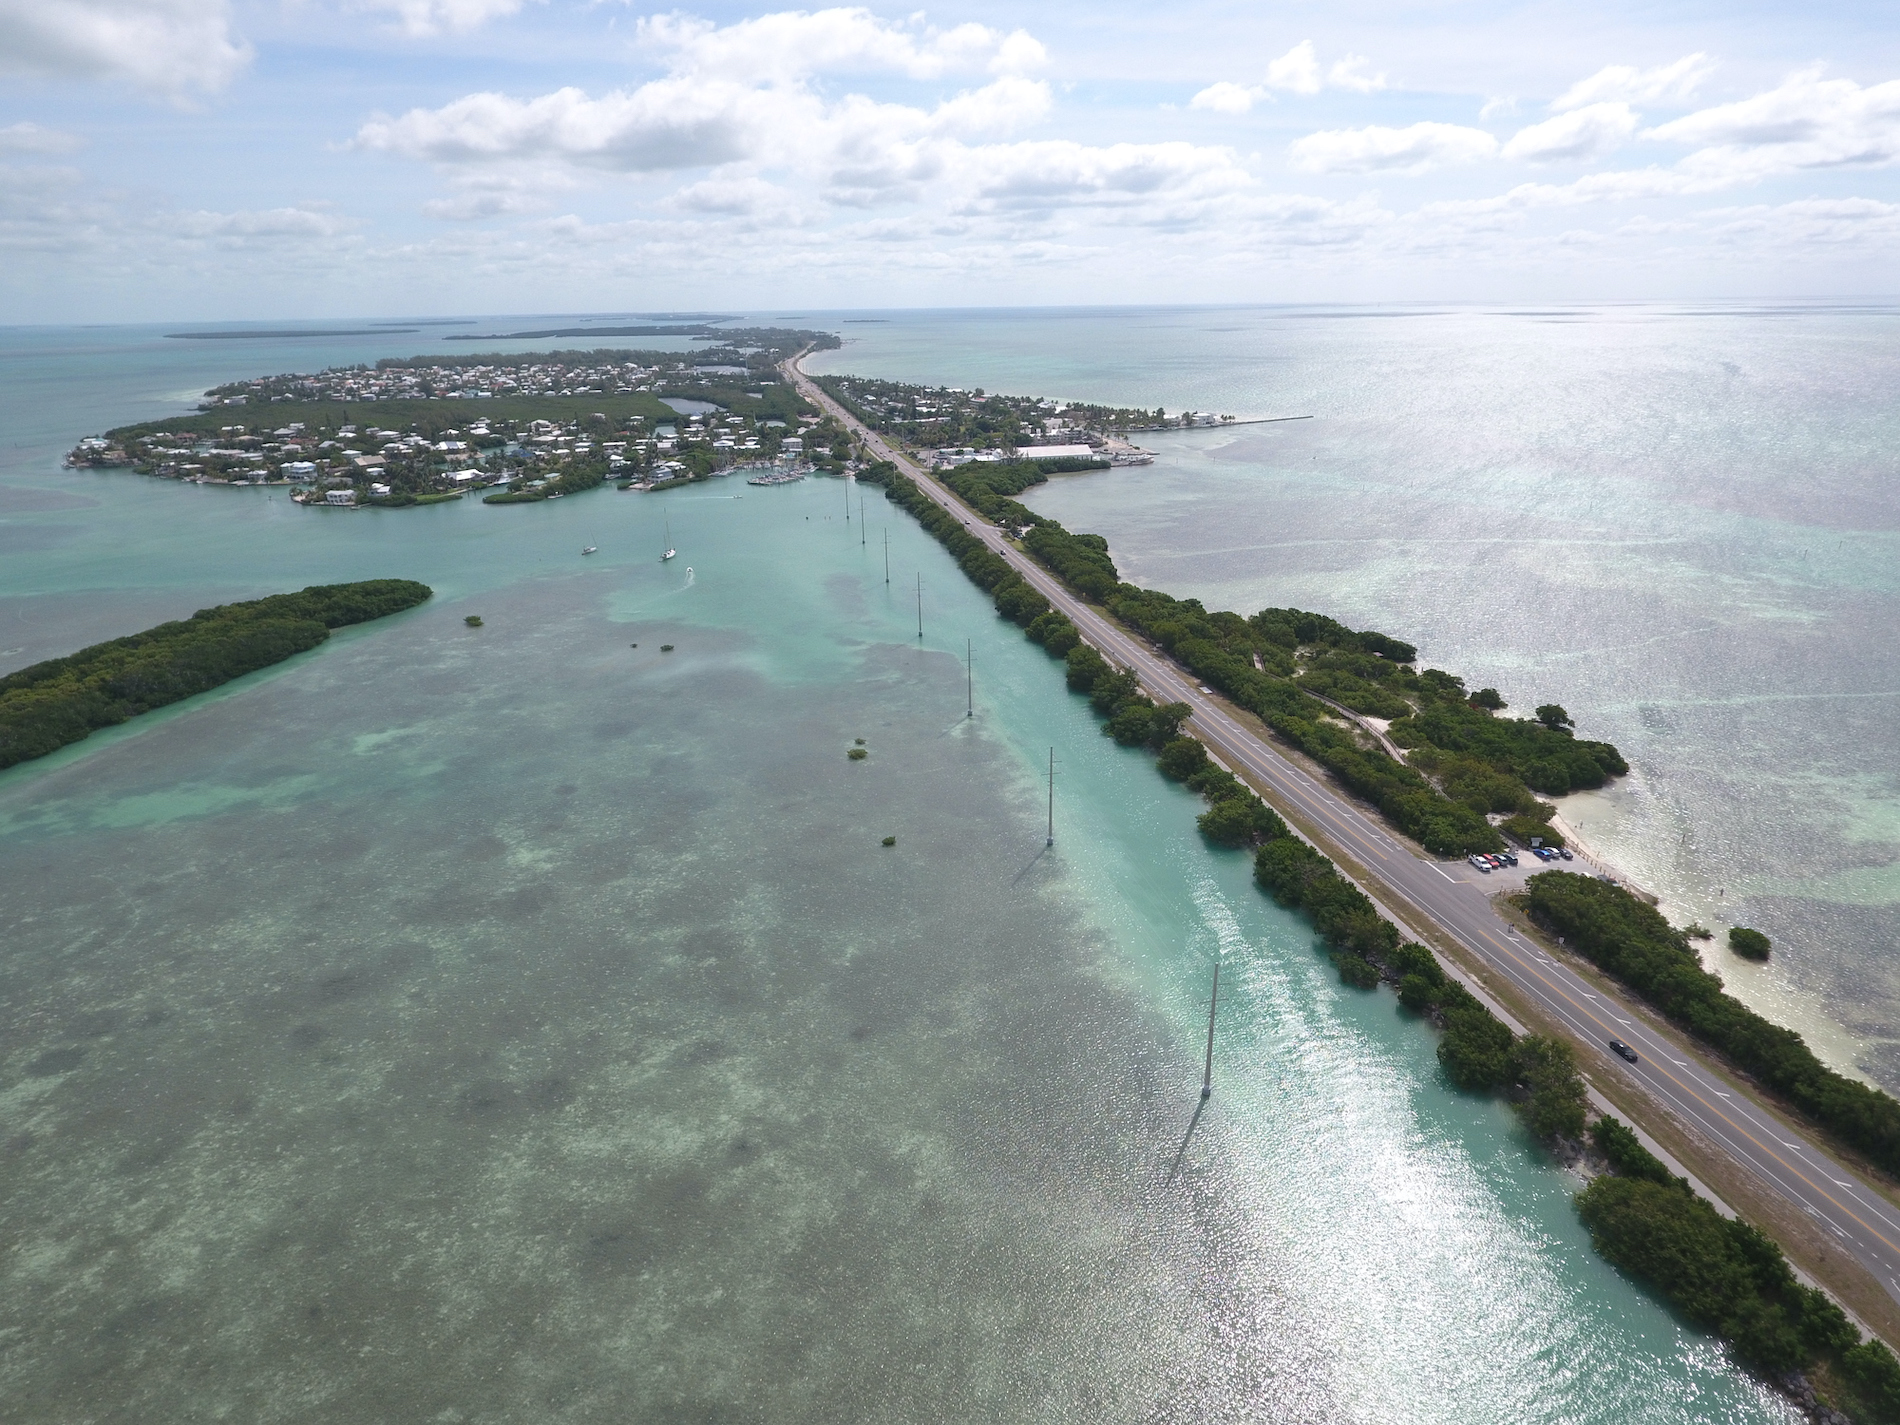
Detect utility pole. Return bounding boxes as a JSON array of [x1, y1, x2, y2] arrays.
[[916, 573, 923, 639], [966, 639, 973, 718], [860, 493, 866, 544], [1046, 748, 1056, 846], [1201, 961, 1220, 1100], [845, 473, 850, 522], [884, 529, 890, 585]]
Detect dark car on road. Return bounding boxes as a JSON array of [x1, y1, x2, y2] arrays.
[[1609, 1039, 1639, 1063]]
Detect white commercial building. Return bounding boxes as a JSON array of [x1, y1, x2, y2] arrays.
[[1017, 444, 1096, 460]]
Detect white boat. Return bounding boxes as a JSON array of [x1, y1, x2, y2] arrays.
[[581, 546, 597, 555], [661, 514, 676, 562]]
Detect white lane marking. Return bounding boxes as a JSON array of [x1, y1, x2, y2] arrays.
[[1431, 865, 1455, 881], [1716, 1092, 1732, 1098]]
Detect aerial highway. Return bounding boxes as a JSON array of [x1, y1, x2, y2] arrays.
[[787, 354, 1900, 1321]]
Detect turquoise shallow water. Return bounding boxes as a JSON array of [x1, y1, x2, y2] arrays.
[[0, 321, 1795, 1421], [807, 302, 1900, 1089]]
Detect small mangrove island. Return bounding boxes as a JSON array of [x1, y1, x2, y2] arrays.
[[0, 579, 432, 769]]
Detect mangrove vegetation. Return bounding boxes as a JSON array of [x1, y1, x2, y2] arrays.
[[0, 580, 432, 769]]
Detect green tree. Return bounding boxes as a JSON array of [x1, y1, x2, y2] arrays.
[[1512, 1034, 1588, 1139], [1535, 703, 1573, 730]]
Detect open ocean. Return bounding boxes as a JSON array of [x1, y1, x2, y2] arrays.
[[0, 310, 1833, 1422]]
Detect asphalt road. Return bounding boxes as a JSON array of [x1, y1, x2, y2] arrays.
[[789, 358, 1900, 1310]]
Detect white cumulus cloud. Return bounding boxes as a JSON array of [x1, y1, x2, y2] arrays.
[[0, 0, 249, 97], [1553, 53, 1715, 112], [1502, 102, 1638, 163], [1189, 82, 1258, 116], [1327, 55, 1385, 94], [1646, 66, 1900, 183], [1290, 122, 1497, 175], [1190, 41, 1383, 114], [637, 8, 1041, 82], [961, 140, 1248, 214], [1265, 40, 1323, 95]]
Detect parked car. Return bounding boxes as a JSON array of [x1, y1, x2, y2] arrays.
[[1469, 855, 1491, 872], [1559, 848, 1574, 860], [1609, 1040, 1639, 1064]]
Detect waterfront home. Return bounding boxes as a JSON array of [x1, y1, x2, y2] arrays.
[[282, 460, 317, 477], [324, 489, 356, 506]]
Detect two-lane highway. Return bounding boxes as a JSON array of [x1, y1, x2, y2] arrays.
[[789, 354, 1900, 1315]]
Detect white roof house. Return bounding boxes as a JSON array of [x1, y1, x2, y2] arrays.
[[1018, 444, 1096, 460]]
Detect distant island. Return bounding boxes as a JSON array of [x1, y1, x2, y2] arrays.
[[0, 580, 432, 769], [444, 325, 716, 341], [166, 329, 421, 340]]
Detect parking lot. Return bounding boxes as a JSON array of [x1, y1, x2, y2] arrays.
[[1444, 842, 1576, 890]]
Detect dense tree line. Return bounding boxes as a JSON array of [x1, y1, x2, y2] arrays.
[[1529, 872, 1900, 1179], [1582, 1115, 1900, 1418], [1391, 681, 1628, 797], [0, 581, 432, 769]]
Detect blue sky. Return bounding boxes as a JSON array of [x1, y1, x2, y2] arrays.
[[3, 0, 1897, 319]]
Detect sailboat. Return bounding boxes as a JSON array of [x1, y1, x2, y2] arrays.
[[661, 514, 676, 562], [581, 546, 597, 556]]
